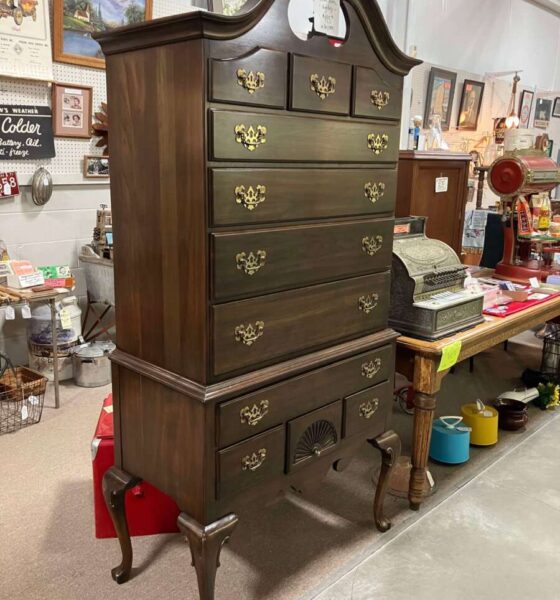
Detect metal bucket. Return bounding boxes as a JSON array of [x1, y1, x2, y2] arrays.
[[72, 341, 115, 388]]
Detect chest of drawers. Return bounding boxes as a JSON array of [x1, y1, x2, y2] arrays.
[[96, 1, 419, 598]]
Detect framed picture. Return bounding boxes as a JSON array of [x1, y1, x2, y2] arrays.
[[53, 0, 153, 69], [457, 79, 484, 131], [534, 98, 552, 129], [424, 68, 457, 131], [52, 83, 92, 138], [518, 90, 534, 129], [84, 155, 109, 178], [553, 97, 560, 118]]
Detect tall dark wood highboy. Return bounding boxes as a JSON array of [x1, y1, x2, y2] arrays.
[[96, 2, 419, 598]]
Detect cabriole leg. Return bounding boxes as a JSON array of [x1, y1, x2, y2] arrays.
[[369, 430, 401, 532]]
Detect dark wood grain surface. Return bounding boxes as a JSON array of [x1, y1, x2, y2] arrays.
[[353, 65, 403, 120], [343, 379, 392, 438]]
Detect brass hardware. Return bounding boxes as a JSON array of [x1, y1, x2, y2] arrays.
[[234, 124, 267, 151], [241, 448, 267, 471], [240, 400, 269, 426], [361, 358, 382, 379], [236, 68, 265, 94], [358, 293, 379, 314], [367, 133, 389, 155], [359, 398, 380, 419], [235, 184, 266, 211], [370, 90, 390, 110], [309, 74, 336, 100], [364, 181, 386, 204], [362, 235, 383, 256], [236, 250, 267, 275], [234, 321, 264, 346]]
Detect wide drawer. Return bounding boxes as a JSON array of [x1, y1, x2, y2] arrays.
[[352, 66, 403, 121], [212, 218, 393, 301], [210, 167, 397, 226], [290, 54, 352, 115], [343, 379, 393, 439], [212, 271, 390, 376], [217, 342, 395, 448], [210, 109, 399, 163], [209, 48, 287, 109], [216, 425, 285, 499]]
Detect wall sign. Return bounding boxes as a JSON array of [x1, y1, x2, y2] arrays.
[[0, 172, 20, 197], [0, 106, 55, 160]]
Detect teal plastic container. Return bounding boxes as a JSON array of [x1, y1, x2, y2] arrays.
[[429, 417, 470, 464]]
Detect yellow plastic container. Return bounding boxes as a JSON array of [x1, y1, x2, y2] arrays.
[[461, 400, 498, 446]]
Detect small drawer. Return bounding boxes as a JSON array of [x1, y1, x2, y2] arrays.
[[210, 109, 400, 163], [212, 218, 394, 301], [209, 48, 287, 109], [217, 342, 395, 447], [212, 271, 390, 377], [352, 66, 403, 121], [343, 380, 392, 439], [210, 167, 397, 226], [290, 54, 352, 115], [216, 425, 285, 499], [287, 401, 342, 471]]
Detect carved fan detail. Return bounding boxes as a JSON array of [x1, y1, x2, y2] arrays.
[[91, 102, 109, 155], [294, 420, 337, 464]]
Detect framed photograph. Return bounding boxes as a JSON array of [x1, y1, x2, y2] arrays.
[[457, 79, 484, 131], [518, 90, 534, 129], [53, 0, 153, 69], [52, 83, 92, 138], [84, 155, 109, 178], [424, 68, 457, 131], [553, 97, 560, 118], [534, 98, 552, 129]]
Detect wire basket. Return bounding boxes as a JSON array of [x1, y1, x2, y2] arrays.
[[540, 326, 560, 383], [0, 356, 48, 435]]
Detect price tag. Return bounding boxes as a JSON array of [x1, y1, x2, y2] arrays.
[[313, 0, 342, 37], [529, 277, 540, 289], [0, 172, 19, 198], [438, 340, 462, 372], [21, 405, 29, 421], [28, 395, 39, 406], [435, 176, 448, 193], [59, 308, 72, 329], [21, 304, 31, 319], [5, 305, 15, 320]]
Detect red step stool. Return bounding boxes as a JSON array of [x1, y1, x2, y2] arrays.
[[92, 394, 180, 538]]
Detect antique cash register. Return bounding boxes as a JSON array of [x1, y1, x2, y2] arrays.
[[390, 217, 484, 340]]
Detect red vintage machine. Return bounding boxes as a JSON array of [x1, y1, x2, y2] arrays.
[[488, 149, 560, 282]]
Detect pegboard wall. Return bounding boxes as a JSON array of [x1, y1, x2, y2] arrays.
[[0, 0, 192, 185]]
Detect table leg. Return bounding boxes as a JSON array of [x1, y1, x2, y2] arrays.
[[409, 391, 436, 511], [50, 299, 60, 409]]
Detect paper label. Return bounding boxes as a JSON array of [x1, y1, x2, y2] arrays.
[[59, 308, 72, 329], [21, 405, 28, 421], [103, 405, 114, 414], [529, 277, 540, 288], [438, 340, 462, 372], [5, 305, 15, 320], [313, 0, 341, 37], [21, 304, 31, 319], [427, 470, 435, 488], [28, 395, 39, 406], [435, 177, 449, 193]]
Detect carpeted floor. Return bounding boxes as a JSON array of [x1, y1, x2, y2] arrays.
[[0, 331, 557, 600]]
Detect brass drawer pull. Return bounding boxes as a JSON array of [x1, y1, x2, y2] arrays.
[[364, 181, 386, 204], [236, 68, 265, 94], [367, 133, 389, 155], [240, 400, 269, 426], [235, 184, 266, 211], [310, 74, 336, 100], [358, 293, 379, 314], [359, 398, 380, 419], [234, 321, 264, 346], [241, 448, 267, 471], [361, 358, 382, 379], [370, 90, 390, 110], [362, 235, 383, 256], [234, 124, 267, 151], [236, 250, 267, 275]]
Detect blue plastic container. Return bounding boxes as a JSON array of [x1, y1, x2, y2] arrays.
[[429, 417, 470, 464]]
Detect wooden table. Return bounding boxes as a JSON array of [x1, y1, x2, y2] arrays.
[[396, 295, 560, 510]]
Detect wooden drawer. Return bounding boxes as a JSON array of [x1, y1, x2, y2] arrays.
[[216, 425, 285, 499], [209, 48, 287, 109], [210, 109, 399, 163], [343, 380, 392, 439], [290, 54, 352, 115], [352, 66, 403, 121], [212, 271, 390, 376], [210, 167, 397, 226], [287, 401, 342, 471], [212, 218, 393, 301], [217, 343, 394, 448]]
